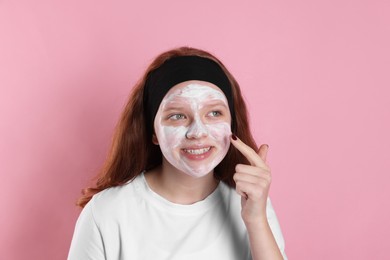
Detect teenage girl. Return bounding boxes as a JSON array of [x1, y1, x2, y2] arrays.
[[68, 47, 287, 259]]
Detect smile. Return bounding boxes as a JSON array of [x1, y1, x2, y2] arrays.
[[183, 147, 211, 155]]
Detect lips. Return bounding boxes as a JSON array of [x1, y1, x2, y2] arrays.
[[183, 146, 211, 155], [181, 145, 214, 161]]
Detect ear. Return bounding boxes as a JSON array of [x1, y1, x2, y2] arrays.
[[152, 134, 159, 145]]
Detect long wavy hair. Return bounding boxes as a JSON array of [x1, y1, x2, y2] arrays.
[[77, 47, 258, 208]]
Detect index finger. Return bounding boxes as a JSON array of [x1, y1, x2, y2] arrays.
[[230, 134, 267, 168]]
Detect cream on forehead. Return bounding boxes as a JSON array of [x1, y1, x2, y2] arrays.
[[163, 83, 228, 104]]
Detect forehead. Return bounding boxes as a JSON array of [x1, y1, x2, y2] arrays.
[[162, 80, 228, 103]]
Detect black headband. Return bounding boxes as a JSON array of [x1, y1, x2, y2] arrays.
[[143, 55, 236, 136]]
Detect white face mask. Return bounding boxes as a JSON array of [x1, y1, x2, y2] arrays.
[[154, 81, 232, 178]]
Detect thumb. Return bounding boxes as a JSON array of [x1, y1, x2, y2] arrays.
[[258, 144, 269, 162]]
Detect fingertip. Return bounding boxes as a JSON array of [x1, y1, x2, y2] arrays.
[[258, 144, 269, 161], [259, 144, 269, 150], [231, 134, 237, 141]]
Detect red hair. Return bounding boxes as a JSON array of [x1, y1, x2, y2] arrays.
[[77, 47, 258, 208]]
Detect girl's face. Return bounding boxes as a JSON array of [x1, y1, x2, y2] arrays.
[[153, 80, 232, 178]]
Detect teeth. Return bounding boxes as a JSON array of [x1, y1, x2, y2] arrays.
[[184, 147, 211, 155]]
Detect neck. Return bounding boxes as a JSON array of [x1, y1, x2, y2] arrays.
[[145, 159, 219, 205]]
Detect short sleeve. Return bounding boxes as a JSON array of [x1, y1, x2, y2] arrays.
[[68, 198, 106, 260], [266, 197, 288, 260]]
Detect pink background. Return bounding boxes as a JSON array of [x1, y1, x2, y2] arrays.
[[1, 0, 389, 259]]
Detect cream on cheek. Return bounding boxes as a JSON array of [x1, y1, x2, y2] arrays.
[[207, 122, 231, 153], [157, 122, 231, 177], [197, 122, 231, 173], [158, 125, 186, 162], [154, 84, 232, 177]]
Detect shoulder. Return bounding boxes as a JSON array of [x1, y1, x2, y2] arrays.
[[87, 175, 143, 222]]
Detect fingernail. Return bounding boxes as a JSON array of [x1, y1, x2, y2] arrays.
[[231, 134, 237, 140]]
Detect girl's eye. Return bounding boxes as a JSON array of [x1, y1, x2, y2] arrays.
[[169, 114, 186, 120], [208, 111, 222, 117]]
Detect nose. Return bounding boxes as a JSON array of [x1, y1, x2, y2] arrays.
[[185, 116, 208, 139]]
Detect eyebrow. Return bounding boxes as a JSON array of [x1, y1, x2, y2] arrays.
[[162, 103, 189, 113], [202, 100, 229, 108]]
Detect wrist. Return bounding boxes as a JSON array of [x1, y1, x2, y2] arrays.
[[243, 214, 269, 230]]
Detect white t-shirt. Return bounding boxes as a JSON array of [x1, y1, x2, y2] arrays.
[[68, 172, 287, 259]]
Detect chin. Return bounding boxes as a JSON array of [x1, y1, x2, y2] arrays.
[[184, 169, 212, 178], [179, 161, 217, 179]]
